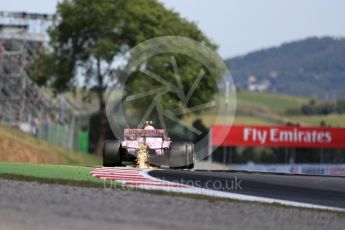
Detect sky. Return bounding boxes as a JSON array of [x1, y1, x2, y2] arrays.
[[1, 0, 345, 58]]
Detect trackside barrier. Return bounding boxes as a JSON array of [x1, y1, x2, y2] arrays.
[[212, 125, 345, 148], [38, 123, 89, 153], [230, 164, 345, 177]]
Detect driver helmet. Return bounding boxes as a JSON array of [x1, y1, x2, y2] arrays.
[[144, 121, 154, 130]]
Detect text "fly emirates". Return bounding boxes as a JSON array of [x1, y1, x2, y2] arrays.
[[243, 128, 332, 144]]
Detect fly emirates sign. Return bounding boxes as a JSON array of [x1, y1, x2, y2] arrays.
[[211, 125, 345, 148], [243, 127, 331, 144]]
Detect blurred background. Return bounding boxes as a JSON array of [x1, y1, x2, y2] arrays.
[[0, 0, 344, 175]]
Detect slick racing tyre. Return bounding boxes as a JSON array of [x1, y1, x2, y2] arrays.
[[103, 140, 122, 167], [167, 141, 194, 169]]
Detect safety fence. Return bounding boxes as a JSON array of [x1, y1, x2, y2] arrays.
[[37, 124, 89, 153]]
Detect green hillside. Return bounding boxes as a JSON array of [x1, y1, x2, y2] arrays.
[[234, 91, 345, 127], [237, 91, 308, 113], [227, 37, 345, 100]]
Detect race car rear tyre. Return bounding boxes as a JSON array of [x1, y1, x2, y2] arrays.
[[103, 140, 122, 167], [167, 141, 194, 169], [185, 162, 195, 169]]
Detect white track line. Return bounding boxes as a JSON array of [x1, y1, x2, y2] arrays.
[[91, 167, 345, 212]]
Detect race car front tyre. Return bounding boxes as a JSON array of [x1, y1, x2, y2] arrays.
[[167, 141, 194, 169], [103, 140, 122, 167]]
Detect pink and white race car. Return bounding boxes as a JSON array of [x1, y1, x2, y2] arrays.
[[103, 122, 194, 169]]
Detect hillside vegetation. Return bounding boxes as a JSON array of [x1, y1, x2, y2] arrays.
[[234, 91, 345, 127], [185, 91, 345, 127], [227, 37, 345, 100], [0, 125, 100, 165]]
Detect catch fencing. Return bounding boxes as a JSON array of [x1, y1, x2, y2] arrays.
[[37, 123, 89, 153]]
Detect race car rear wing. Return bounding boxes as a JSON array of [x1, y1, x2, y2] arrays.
[[124, 128, 165, 137]]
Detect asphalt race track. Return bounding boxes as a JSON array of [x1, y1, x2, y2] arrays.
[[148, 170, 345, 209], [1, 179, 344, 230]]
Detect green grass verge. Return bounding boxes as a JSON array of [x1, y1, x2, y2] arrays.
[[0, 162, 237, 202], [0, 162, 101, 184]]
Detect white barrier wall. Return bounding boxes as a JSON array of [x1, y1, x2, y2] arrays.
[[230, 164, 345, 177]]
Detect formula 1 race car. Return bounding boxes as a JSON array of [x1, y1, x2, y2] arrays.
[[103, 122, 195, 169]]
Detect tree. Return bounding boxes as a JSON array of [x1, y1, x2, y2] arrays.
[[31, 0, 218, 154], [336, 100, 345, 114]]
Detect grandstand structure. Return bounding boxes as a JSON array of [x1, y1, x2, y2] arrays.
[[0, 11, 88, 127]]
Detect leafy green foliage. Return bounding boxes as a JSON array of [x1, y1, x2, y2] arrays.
[[284, 98, 345, 116], [30, 0, 218, 153], [30, 51, 55, 87], [33, 0, 217, 94], [123, 54, 219, 125]]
